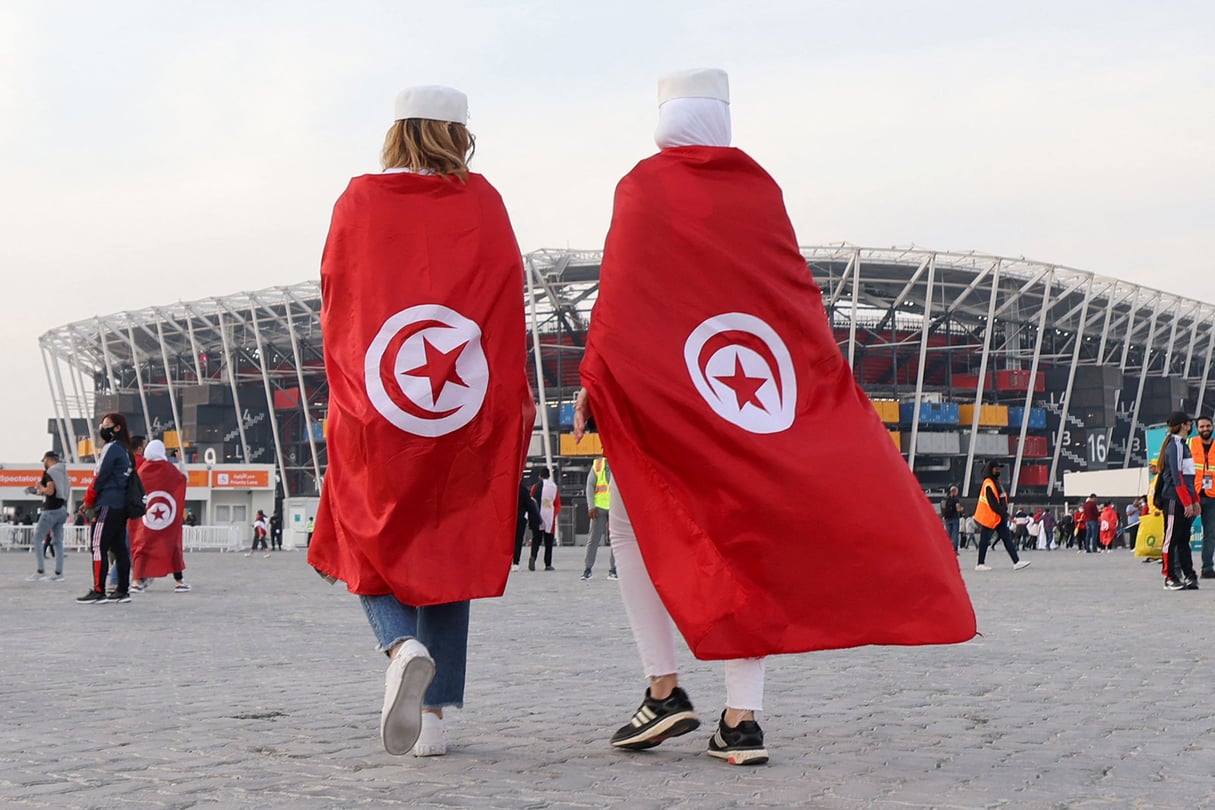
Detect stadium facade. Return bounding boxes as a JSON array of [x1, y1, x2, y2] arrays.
[[38, 246, 1209, 505]]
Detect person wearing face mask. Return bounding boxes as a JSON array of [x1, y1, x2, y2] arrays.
[[1189, 415, 1215, 578], [972, 460, 1032, 572], [576, 68, 975, 766], [76, 413, 133, 604]]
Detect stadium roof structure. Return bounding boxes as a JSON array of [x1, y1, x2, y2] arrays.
[[39, 245, 1214, 498]]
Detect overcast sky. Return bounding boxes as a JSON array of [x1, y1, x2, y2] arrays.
[[2, 0, 1213, 462]]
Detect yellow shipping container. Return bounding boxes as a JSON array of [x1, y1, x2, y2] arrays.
[[872, 400, 901, 424], [162, 430, 182, 450], [560, 432, 603, 456], [77, 438, 95, 458], [959, 404, 1009, 427], [888, 430, 901, 449]]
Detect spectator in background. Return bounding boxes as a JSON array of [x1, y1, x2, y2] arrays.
[[248, 510, 270, 558], [75, 413, 133, 604], [1159, 411, 1199, 590], [513, 480, 540, 572], [27, 451, 70, 582], [582, 457, 617, 580], [270, 511, 283, 551], [528, 467, 559, 572], [1057, 510, 1074, 550], [1083, 494, 1101, 553], [1125, 498, 1142, 551], [1189, 415, 1215, 578], [941, 486, 962, 556]]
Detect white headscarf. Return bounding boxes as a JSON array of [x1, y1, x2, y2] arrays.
[[654, 97, 732, 150], [144, 440, 168, 462]]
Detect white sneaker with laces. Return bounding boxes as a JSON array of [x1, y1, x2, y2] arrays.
[[974, 564, 992, 571], [1013, 560, 1032, 571], [412, 711, 447, 757], [381, 639, 436, 756]]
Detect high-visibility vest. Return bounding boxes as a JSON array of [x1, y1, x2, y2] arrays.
[[973, 478, 1006, 529], [592, 458, 611, 510], [1190, 436, 1215, 498]]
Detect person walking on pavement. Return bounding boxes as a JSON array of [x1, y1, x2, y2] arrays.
[[577, 67, 975, 767], [1189, 415, 1215, 577], [75, 413, 133, 604], [973, 460, 1032, 572], [307, 84, 534, 758], [1082, 493, 1101, 553], [582, 457, 617, 580], [1159, 411, 1199, 591], [28, 451, 70, 582], [513, 480, 540, 571], [941, 485, 962, 556], [529, 467, 559, 571], [248, 510, 270, 557]]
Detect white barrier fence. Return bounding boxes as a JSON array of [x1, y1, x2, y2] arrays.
[[0, 524, 246, 553]]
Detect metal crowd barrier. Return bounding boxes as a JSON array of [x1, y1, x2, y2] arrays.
[[2, 524, 245, 553]]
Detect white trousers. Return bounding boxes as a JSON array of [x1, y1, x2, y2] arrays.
[[609, 480, 765, 711]]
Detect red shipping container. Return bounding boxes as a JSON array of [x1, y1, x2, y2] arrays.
[[1009, 434, 1049, 458], [953, 373, 993, 390], [1017, 464, 1050, 486], [995, 369, 1046, 393], [273, 387, 301, 411]]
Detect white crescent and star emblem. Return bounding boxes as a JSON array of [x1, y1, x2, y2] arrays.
[[142, 490, 178, 531], [364, 304, 489, 437], [683, 312, 797, 434]]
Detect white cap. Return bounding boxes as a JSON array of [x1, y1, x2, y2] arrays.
[[657, 68, 729, 106], [393, 85, 468, 124]]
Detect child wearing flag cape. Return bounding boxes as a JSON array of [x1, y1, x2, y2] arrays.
[[577, 68, 976, 765]]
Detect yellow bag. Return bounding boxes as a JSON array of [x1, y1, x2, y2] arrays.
[[1134, 513, 1165, 559]]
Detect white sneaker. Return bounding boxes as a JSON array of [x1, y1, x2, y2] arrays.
[[26, 573, 46, 582], [1013, 561, 1032, 571], [511, 564, 520, 572], [412, 711, 447, 757], [974, 564, 992, 571], [381, 639, 436, 756]]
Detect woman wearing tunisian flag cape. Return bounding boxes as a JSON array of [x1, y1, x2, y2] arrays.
[[307, 86, 534, 759], [129, 440, 189, 591], [577, 69, 976, 765]]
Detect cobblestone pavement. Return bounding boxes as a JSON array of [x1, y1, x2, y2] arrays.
[[1, 543, 1213, 809]]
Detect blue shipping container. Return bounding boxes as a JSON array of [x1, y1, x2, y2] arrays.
[[558, 402, 576, 428], [899, 402, 960, 426], [1007, 407, 1047, 430]]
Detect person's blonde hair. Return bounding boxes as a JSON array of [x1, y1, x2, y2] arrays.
[[381, 118, 475, 181]]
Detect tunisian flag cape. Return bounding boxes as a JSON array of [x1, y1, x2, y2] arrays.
[[581, 147, 976, 659], [308, 172, 534, 606], [130, 459, 186, 580]]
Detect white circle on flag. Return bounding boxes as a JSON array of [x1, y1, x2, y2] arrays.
[[142, 491, 178, 531], [683, 312, 798, 434], [364, 304, 489, 437]]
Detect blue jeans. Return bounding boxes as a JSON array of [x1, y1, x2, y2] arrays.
[[34, 507, 68, 575], [360, 595, 470, 709], [944, 517, 960, 554], [1085, 521, 1100, 552]]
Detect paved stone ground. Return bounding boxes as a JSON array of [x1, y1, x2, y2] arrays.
[[1, 542, 1213, 809]]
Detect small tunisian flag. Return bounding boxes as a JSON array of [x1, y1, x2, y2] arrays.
[[130, 458, 186, 580], [308, 172, 535, 606], [581, 146, 976, 659]]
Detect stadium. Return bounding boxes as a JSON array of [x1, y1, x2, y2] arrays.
[[37, 245, 1209, 512]]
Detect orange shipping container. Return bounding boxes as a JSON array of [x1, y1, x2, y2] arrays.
[[560, 433, 603, 456]]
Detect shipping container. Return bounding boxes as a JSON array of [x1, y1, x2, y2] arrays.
[[961, 432, 1007, 456], [872, 400, 901, 424], [995, 370, 1046, 393], [1006, 406, 1048, 430], [901, 431, 961, 455], [959, 403, 1009, 427], [559, 432, 603, 456], [899, 402, 961, 426], [888, 430, 901, 448], [1009, 434, 1049, 458], [1017, 464, 1050, 486]]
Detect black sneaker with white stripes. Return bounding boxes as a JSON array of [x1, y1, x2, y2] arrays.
[[706, 710, 769, 765], [610, 687, 700, 750]]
